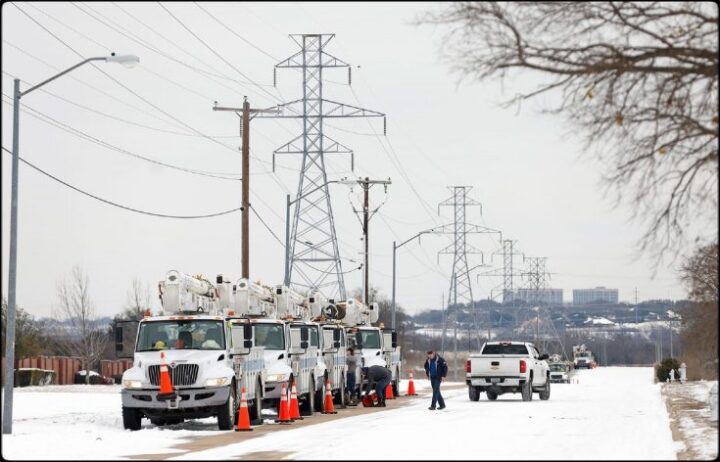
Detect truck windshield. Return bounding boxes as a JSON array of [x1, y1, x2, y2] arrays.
[[481, 344, 529, 355], [254, 324, 285, 350], [550, 364, 567, 372], [136, 320, 225, 352], [348, 330, 381, 349]]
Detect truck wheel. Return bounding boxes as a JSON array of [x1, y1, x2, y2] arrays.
[[250, 379, 264, 426], [335, 376, 347, 409], [521, 380, 533, 401], [539, 379, 551, 401], [217, 384, 236, 430], [122, 406, 142, 431], [301, 377, 315, 416], [165, 418, 183, 425], [468, 385, 480, 401], [392, 367, 400, 397], [314, 375, 327, 413], [486, 390, 498, 401], [150, 418, 165, 426]]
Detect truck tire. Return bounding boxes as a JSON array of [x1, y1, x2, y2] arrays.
[[392, 367, 400, 397], [150, 418, 165, 426], [122, 406, 142, 431], [165, 418, 183, 425], [250, 379, 264, 426], [335, 376, 347, 409], [314, 374, 327, 413], [468, 385, 480, 401], [486, 390, 498, 401], [217, 384, 236, 430], [301, 376, 316, 416], [539, 378, 551, 401], [521, 380, 533, 401]]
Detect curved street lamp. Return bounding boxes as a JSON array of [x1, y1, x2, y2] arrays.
[[3, 53, 139, 435]]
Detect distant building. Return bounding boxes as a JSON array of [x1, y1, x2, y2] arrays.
[[513, 288, 563, 305], [573, 287, 619, 305]]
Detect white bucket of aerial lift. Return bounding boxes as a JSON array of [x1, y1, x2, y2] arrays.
[[160, 270, 218, 314], [234, 278, 276, 317], [274, 285, 309, 320], [338, 299, 379, 327], [306, 291, 330, 320]]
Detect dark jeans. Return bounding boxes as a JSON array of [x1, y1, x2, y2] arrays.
[[430, 376, 445, 408], [375, 377, 391, 402], [347, 370, 357, 399]]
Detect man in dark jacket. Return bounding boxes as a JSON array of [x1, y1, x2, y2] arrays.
[[361, 365, 392, 407], [423, 350, 447, 410]]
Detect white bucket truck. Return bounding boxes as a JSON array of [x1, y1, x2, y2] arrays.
[[234, 279, 327, 415], [117, 271, 264, 431]]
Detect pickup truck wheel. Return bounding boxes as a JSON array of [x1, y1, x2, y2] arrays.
[[468, 385, 480, 401], [486, 390, 498, 401], [122, 406, 142, 431], [539, 379, 551, 401], [217, 384, 236, 430], [521, 380, 533, 401], [250, 379, 264, 425]]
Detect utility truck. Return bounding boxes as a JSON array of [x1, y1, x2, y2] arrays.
[[572, 344, 596, 369], [323, 298, 401, 397], [117, 271, 265, 431], [233, 279, 328, 415], [465, 341, 550, 401]]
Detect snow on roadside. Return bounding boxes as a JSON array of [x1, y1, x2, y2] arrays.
[[1, 386, 224, 460]]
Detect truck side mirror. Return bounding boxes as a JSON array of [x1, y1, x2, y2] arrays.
[[243, 324, 253, 348], [539, 354, 549, 360], [113, 320, 138, 359], [391, 331, 398, 348], [332, 329, 341, 348], [300, 326, 309, 349]]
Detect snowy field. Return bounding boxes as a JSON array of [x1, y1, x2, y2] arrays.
[[0, 368, 705, 460]]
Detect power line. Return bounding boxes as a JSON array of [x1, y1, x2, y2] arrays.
[[0, 93, 243, 181], [1, 147, 242, 219]]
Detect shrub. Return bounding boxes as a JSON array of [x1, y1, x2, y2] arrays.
[[655, 357, 680, 383]]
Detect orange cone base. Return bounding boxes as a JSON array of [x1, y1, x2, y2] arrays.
[[235, 427, 253, 432]]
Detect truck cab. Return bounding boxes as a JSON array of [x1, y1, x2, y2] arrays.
[[119, 312, 263, 431], [346, 325, 401, 396]]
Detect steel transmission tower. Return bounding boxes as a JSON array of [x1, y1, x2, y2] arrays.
[[501, 239, 524, 303], [436, 186, 501, 354], [254, 34, 385, 299]]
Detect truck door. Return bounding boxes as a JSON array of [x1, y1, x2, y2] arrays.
[[530, 346, 545, 385]]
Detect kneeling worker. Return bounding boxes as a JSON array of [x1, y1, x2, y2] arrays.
[[361, 365, 392, 407]]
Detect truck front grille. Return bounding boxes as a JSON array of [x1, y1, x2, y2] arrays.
[[148, 363, 199, 386]]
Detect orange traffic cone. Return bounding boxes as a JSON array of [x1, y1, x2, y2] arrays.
[[275, 383, 292, 424], [322, 380, 337, 414], [158, 352, 176, 398], [407, 372, 417, 396], [385, 381, 395, 400], [289, 382, 303, 420], [235, 387, 252, 431]]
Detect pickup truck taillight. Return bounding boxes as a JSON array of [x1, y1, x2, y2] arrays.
[[465, 359, 471, 373], [519, 359, 527, 374]]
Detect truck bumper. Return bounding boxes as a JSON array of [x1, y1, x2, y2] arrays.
[[467, 376, 523, 387], [121, 387, 229, 411]]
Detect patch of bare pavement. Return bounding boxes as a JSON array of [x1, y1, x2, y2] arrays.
[[128, 383, 465, 460], [662, 382, 718, 460]]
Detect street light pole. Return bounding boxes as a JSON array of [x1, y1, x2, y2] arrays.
[[2, 53, 139, 435], [391, 229, 435, 330]]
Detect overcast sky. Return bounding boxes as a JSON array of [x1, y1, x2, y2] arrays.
[[2, 2, 695, 319]]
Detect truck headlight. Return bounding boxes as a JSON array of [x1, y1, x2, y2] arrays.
[[204, 377, 230, 387], [122, 380, 143, 389], [266, 374, 287, 383]]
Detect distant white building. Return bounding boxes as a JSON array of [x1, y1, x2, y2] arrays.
[[573, 287, 619, 305], [513, 288, 563, 305]]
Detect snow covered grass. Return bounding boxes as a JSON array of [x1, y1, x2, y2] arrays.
[[1, 385, 225, 460], [663, 380, 718, 460]]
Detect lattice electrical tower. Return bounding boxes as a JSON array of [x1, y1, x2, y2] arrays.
[[254, 34, 385, 299]]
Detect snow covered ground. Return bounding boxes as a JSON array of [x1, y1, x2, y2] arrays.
[[662, 380, 718, 460], [1, 368, 696, 460]]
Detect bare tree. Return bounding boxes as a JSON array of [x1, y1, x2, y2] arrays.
[[121, 277, 152, 320], [54, 265, 109, 384], [679, 241, 718, 379], [420, 2, 718, 262]]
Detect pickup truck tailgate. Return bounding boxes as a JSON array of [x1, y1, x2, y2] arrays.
[[470, 356, 524, 376]]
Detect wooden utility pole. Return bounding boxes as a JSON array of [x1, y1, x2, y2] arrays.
[[349, 177, 391, 305], [213, 98, 279, 279]]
